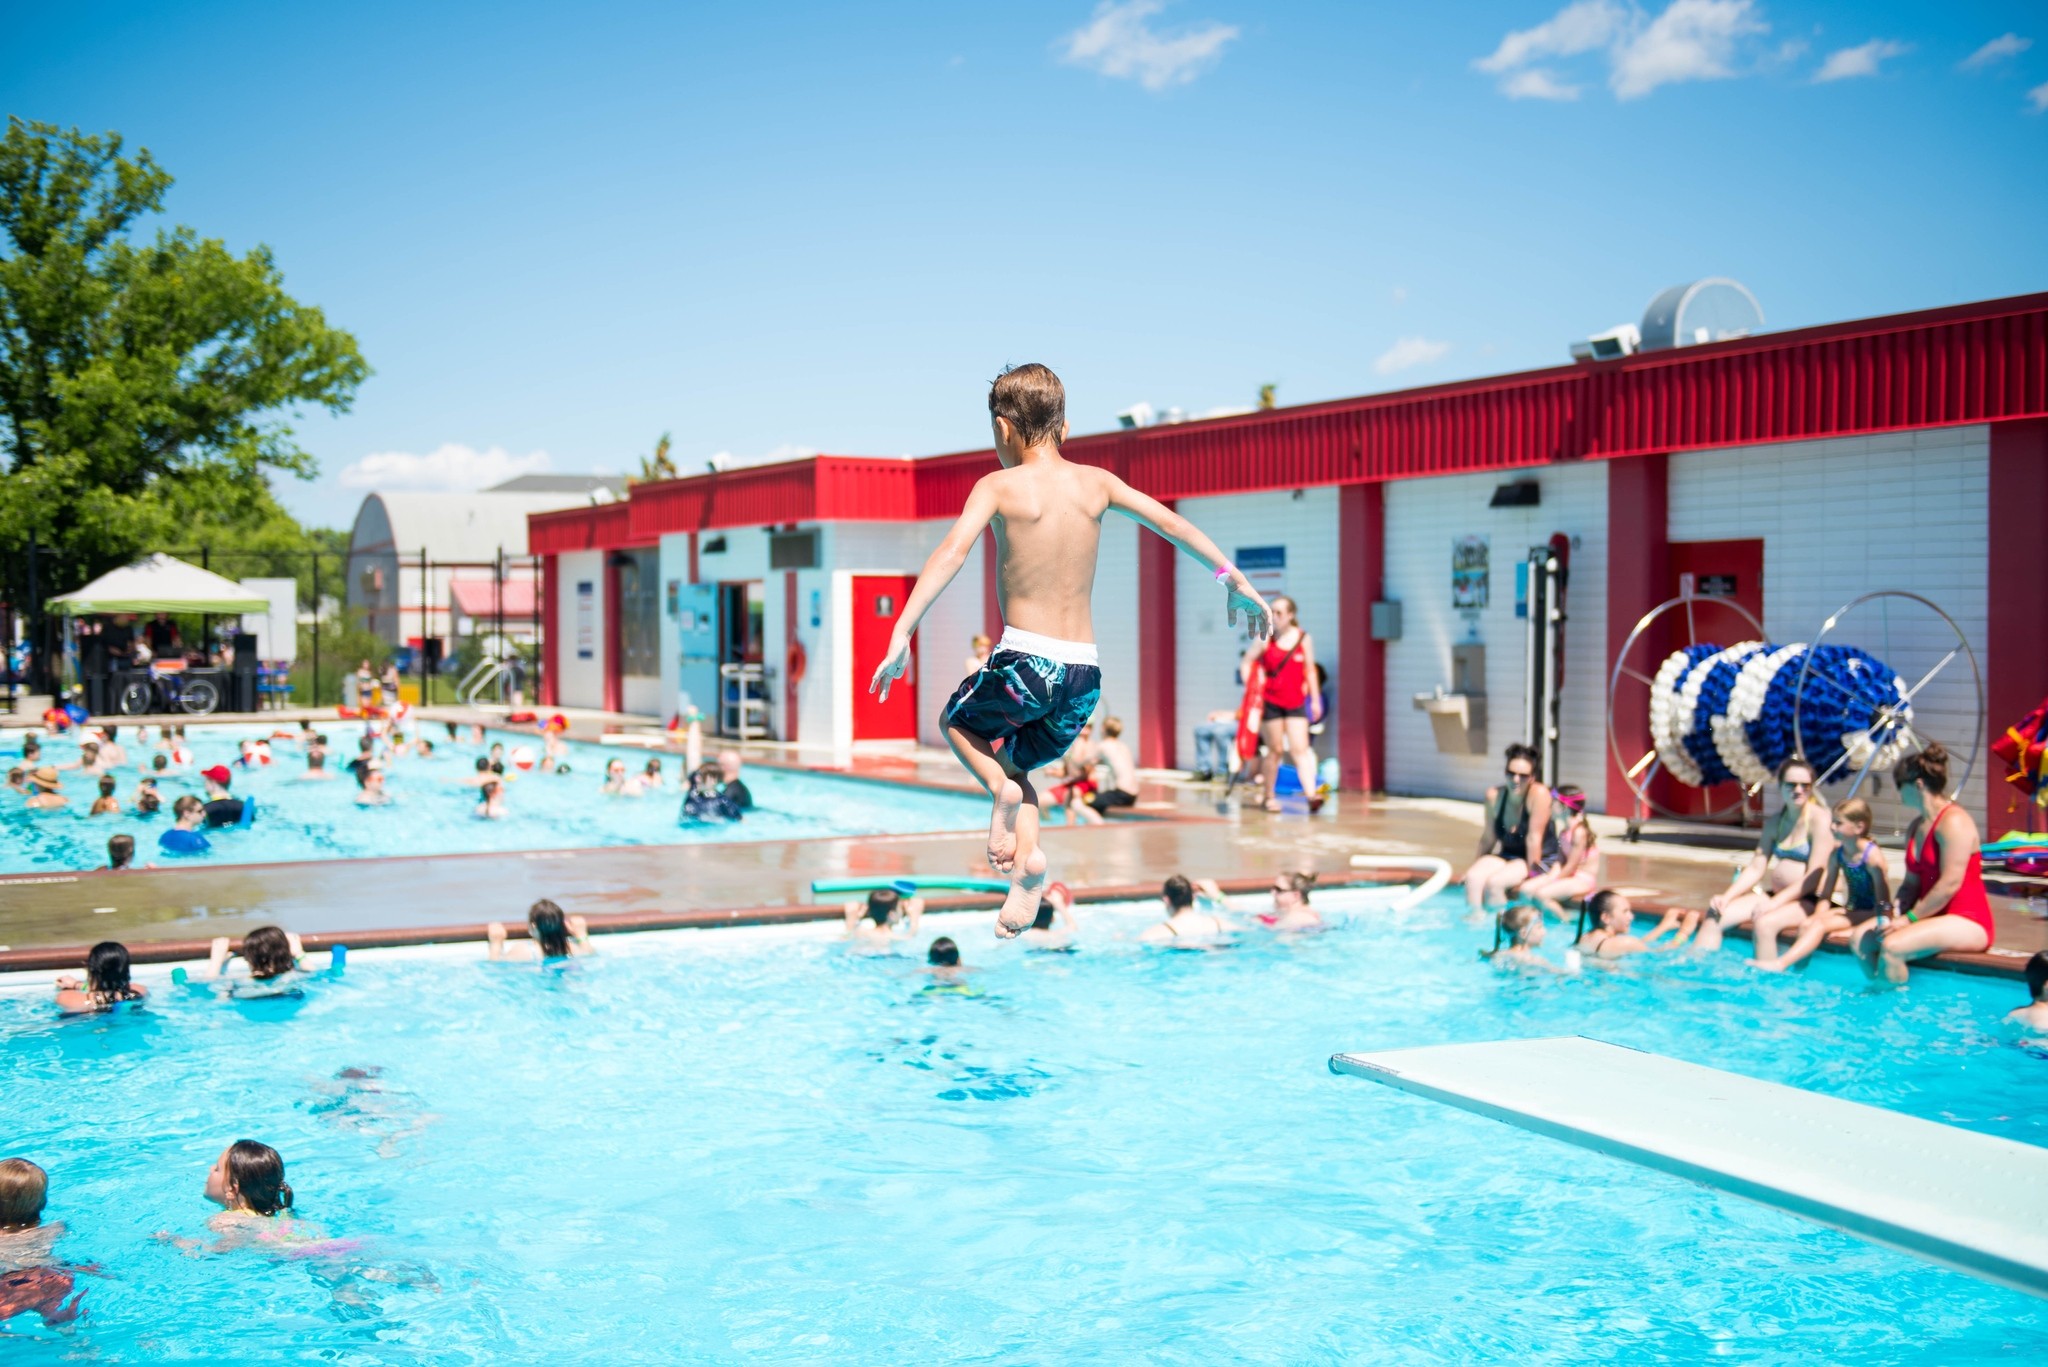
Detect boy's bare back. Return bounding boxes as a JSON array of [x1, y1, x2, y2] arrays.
[[979, 459, 1115, 643]]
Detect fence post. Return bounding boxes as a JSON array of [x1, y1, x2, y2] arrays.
[[311, 550, 322, 708]]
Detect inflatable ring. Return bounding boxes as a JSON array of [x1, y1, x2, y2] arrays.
[[788, 638, 808, 686]]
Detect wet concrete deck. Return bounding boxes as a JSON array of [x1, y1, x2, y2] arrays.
[[4, 742, 2041, 976]]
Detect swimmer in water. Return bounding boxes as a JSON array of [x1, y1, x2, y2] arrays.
[[54, 941, 148, 1014], [460, 756, 495, 788], [600, 757, 645, 796], [203, 925, 306, 991], [308, 1067, 439, 1159], [0, 1159, 85, 1326], [158, 794, 211, 855], [1573, 891, 1652, 962], [1139, 874, 1232, 945], [844, 887, 923, 950], [926, 936, 968, 984], [474, 778, 509, 819], [486, 899, 594, 961], [2007, 953, 2048, 1035], [1018, 881, 1077, 951], [355, 763, 394, 806], [1240, 871, 1322, 933], [1485, 902, 1566, 973], [88, 773, 121, 815]]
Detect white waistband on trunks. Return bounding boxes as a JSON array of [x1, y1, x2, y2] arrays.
[[997, 626, 1099, 668]]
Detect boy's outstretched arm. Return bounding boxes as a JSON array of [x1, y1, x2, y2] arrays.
[[1104, 474, 1274, 638], [870, 478, 1000, 699]]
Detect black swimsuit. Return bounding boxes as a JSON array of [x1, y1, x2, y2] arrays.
[[1492, 790, 1561, 873]]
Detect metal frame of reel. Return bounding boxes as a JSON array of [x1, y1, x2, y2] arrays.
[[1791, 590, 1982, 802], [1606, 591, 1765, 835]]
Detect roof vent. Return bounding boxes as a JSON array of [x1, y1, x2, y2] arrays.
[[1637, 278, 1764, 352]]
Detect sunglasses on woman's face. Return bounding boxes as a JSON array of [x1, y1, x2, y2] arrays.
[[1506, 768, 1533, 782], [1784, 778, 1813, 792]]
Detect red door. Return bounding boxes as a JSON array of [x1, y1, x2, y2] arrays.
[[851, 575, 918, 741], [1661, 539, 1765, 819]]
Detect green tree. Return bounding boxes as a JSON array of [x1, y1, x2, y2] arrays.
[[631, 430, 677, 485], [0, 117, 368, 603]]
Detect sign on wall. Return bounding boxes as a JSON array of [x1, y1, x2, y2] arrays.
[[575, 581, 595, 660], [1235, 545, 1287, 600], [1452, 536, 1490, 609]]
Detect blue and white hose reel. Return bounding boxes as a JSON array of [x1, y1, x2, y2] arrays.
[[1648, 642, 1915, 790]]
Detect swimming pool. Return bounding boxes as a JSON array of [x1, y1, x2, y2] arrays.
[[2, 888, 2041, 1362], [0, 725, 987, 873]]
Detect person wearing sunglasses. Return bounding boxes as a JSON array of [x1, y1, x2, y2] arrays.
[[1683, 756, 1835, 953], [1463, 743, 1560, 917]]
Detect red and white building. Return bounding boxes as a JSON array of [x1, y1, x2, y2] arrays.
[[531, 292, 2048, 830]]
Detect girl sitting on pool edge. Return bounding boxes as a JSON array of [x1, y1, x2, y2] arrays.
[[487, 899, 595, 961]]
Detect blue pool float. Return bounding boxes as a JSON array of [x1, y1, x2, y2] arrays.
[[157, 828, 211, 856]]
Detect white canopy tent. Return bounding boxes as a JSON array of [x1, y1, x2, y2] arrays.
[[47, 553, 269, 615]]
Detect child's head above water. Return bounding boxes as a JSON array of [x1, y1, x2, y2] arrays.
[[1501, 902, 1544, 948], [172, 794, 203, 825], [1162, 874, 1195, 912], [86, 940, 134, 997], [108, 834, 135, 869], [0, 1158, 47, 1230], [865, 887, 901, 926], [1831, 797, 1874, 843], [2027, 952, 2048, 1005], [927, 937, 960, 967], [527, 899, 571, 957], [1584, 889, 1632, 933], [206, 1140, 292, 1216], [239, 926, 296, 980]]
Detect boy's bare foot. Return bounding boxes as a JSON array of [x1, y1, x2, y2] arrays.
[[987, 779, 1024, 872], [994, 848, 1049, 939]]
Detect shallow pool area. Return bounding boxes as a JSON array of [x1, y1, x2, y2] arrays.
[[3, 888, 2042, 1363], [0, 725, 987, 873]]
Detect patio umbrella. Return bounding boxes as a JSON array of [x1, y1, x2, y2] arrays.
[[46, 553, 270, 615]]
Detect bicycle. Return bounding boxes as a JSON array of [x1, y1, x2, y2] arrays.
[[116, 664, 221, 717]]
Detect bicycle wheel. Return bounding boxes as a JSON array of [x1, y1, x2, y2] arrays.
[[116, 680, 156, 716], [181, 677, 221, 716]]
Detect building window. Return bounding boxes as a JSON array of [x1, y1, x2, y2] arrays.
[[618, 548, 660, 677]]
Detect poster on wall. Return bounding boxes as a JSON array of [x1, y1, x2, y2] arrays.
[[1451, 536, 1490, 609], [1235, 545, 1287, 599], [575, 581, 595, 660]]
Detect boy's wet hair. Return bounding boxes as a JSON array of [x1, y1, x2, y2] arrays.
[[988, 363, 1066, 447], [240, 926, 296, 979], [224, 1140, 293, 1216], [1162, 874, 1195, 910], [866, 887, 901, 924], [108, 834, 135, 868], [0, 1158, 48, 1229], [2028, 951, 2048, 1003], [928, 937, 960, 967], [528, 899, 570, 957]]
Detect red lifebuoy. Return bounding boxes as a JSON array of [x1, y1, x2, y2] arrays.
[[787, 638, 808, 685]]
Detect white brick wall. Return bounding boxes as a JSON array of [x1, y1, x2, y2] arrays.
[[1669, 426, 1989, 828], [1383, 464, 1611, 803], [901, 519, 983, 751], [1093, 514, 1144, 748], [552, 551, 606, 710], [1173, 488, 1342, 772]]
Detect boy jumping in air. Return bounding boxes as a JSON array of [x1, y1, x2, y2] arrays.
[[869, 364, 1272, 937]]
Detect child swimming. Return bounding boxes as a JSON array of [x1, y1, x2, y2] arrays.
[[486, 899, 595, 961], [1139, 874, 1232, 946], [2008, 953, 2048, 1034], [869, 364, 1271, 938], [203, 926, 306, 993], [1485, 902, 1564, 972], [1572, 891, 1652, 962], [0, 1159, 84, 1326], [54, 941, 148, 1014]]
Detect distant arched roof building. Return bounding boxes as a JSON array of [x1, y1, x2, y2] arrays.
[[346, 478, 624, 646]]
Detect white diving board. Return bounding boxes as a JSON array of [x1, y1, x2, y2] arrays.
[[1330, 1036, 2048, 1299]]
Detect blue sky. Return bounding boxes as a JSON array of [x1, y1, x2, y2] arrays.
[[6, 1, 2045, 528]]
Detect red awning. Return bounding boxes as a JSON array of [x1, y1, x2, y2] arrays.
[[449, 578, 538, 618]]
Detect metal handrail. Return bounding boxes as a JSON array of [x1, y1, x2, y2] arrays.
[[1347, 855, 1455, 913], [458, 657, 507, 705]]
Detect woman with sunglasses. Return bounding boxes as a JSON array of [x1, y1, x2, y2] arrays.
[[1462, 743, 1559, 917], [1688, 756, 1834, 953]]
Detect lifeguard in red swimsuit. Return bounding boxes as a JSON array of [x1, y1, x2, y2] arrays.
[[1856, 742, 1995, 984], [1237, 595, 1323, 812]]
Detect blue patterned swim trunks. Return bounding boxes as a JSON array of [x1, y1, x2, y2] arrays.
[[942, 629, 1102, 774]]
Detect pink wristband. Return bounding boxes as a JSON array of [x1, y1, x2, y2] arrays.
[[1214, 564, 1235, 584]]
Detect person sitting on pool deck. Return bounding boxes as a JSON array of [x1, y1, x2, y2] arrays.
[[25, 767, 66, 812], [844, 886, 923, 948], [487, 900, 594, 961], [1086, 717, 1141, 818], [716, 751, 753, 810], [1139, 874, 1232, 945], [868, 363, 1271, 939], [1462, 744, 1558, 918], [2008, 953, 2048, 1034], [1513, 785, 1599, 921], [159, 796, 211, 855], [203, 926, 306, 989], [198, 767, 244, 827], [54, 941, 148, 1014], [474, 778, 508, 820], [1019, 882, 1077, 951], [1753, 798, 1892, 972], [1574, 891, 1652, 961], [1854, 743, 1995, 986], [1684, 756, 1834, 954], [88, 774, 121, 816]]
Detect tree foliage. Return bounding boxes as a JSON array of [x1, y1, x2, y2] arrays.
[[0, 116, 368, 599]]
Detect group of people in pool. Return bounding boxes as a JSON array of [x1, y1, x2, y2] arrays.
[[1463, 740, 2004, 990], [841, 868, 1326, 967]]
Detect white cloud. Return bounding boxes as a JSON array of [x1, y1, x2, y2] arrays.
[[338, 443, 550, 491], [701, 443, 820, 473], [1373, 337, 1452, 376], [1059, 1, 1239, 92], [1814, 38, 1910, 83], [1610, 0, 1766, 99], [1503, 67, 1583, 99], [1475, 0, 1625, 74], [2029, 80, 2048, 113], [1475, 1, 1770, 102], [1961, 33, 2031, 71]]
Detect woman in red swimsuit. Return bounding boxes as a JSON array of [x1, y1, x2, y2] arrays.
[[1238, 596, 1323, 813], [1855, 743, 1995, 985]]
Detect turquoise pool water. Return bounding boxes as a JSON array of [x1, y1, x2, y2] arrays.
[[0, 725, 986, 872], [2, 888, 2042, 1363]]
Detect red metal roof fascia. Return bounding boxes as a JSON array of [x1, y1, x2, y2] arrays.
[[813, 456, 917, 521], [528, 500, 639, 555]]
